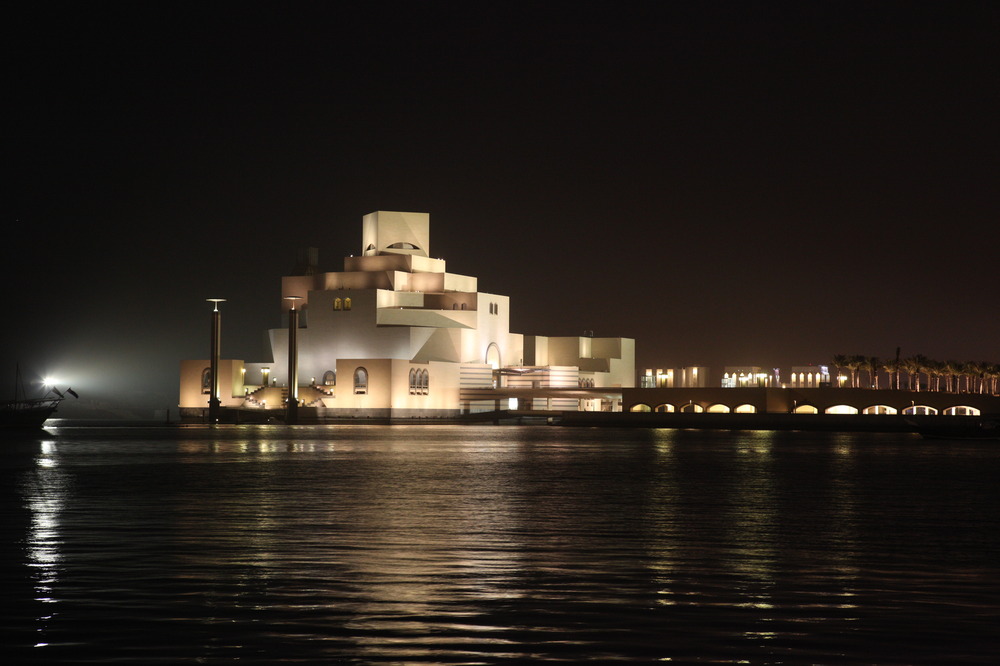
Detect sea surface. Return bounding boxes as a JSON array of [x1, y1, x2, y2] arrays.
[[2, 423, 999, 664]]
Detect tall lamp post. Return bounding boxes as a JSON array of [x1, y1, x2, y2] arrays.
[[285, 296, 303, 425], [207, 298, 226, 424]]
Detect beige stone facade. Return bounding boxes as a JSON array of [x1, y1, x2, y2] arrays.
[[179, 211, 634, 421]]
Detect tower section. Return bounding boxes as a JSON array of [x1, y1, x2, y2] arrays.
[[362, 211, 430, 257]]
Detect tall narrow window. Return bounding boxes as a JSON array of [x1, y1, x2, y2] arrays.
[[409, 368, 417, 395], [201, 368, 212, 394], [421, 369, 429, 395], [353, 367, 368, 394], [344, 297, 352, 310], [334, 298, 342, 311]]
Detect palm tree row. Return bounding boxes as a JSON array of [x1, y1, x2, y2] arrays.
[[832, 354, 1000, 394]]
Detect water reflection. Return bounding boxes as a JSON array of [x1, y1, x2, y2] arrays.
[[26, 441, 68, 647], [9, 426, 1000, 663]]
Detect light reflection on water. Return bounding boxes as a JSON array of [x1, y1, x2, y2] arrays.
[[4, 425, 1000, 663]]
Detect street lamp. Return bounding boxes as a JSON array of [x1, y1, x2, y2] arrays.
[[284, 296, 303, 424], [206, 298, 226, 423]]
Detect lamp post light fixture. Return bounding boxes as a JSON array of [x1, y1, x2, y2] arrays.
[[206, 298, 226, 424]]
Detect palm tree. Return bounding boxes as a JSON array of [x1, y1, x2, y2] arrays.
[[988, 363, 1000, 395], [902, 357, 921, 391], [923, 358, 944, 392], [913, 354, 932, 391], [961, 361, 980, 393], [832, 354, 849, 387], [932, 359, 947, 391], [943, 360, 962, 392], [848, 355, 866, 388], [882, 358, 902, 390], [989, 363, 1000, 395], [976, 361, 991, 394], [866, 356, 880, 389]]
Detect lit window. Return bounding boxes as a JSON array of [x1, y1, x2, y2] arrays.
[[201, 368, 212, 394], [903, 405, 938, 415], [344, 298, 352, 310], [334, 298, 342, 311], [353, 367, 368, 394], [323, 370, 336, 386]]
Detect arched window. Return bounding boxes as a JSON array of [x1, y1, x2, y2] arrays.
[[322, 370, 336, 386], [334, 298, 342, 311], [485, 343, 501, 370], [353, 367, 368, 395], [944, 406, 980, 416], [421, 369, 429, 395], [409, 368, 417, 395], [344, 298, 352, 310], [735, 404, 756, 413], [863, 405, 897, 414], [630, 403, 652, 412], [461, 303, 467, 310], [707, 404, 730, 413], [794, 404, 819, 414], [654, 403, 675, 413], [201, 368, 212, 394]]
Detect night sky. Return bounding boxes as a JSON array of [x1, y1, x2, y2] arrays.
[[6, 2, 999, 414]]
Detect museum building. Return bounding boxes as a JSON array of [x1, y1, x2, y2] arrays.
[[179, 211, 635, 421]]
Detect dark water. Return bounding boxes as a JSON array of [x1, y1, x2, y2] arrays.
[[3, 424, 999, 664]]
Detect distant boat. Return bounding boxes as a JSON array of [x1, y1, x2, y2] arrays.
[[0, 366, 77, 429], [912, 418, 1000, 440]]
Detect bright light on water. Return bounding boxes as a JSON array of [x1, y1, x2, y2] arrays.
[[8, 426, 1000, 664]]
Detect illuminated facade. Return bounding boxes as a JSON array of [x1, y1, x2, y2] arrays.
[[179, 211, 634, 420], [624, 386, 998, 417], [721, 367, 774, 388]]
